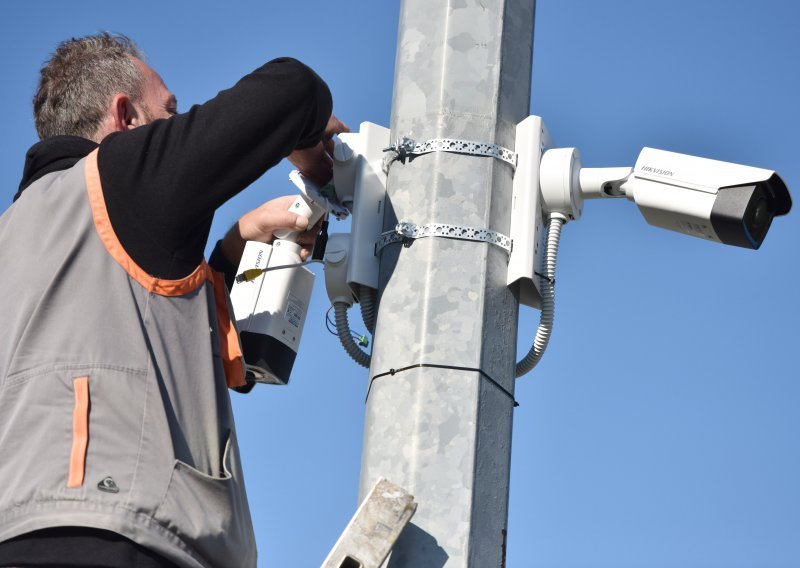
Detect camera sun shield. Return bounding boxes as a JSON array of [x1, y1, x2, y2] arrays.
[[710, 174, 790, 249]]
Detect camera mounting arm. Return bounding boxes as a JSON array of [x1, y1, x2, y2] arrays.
[[539, 147, 631, 220]]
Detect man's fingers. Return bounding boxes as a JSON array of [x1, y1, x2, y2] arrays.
[[288, 115, 348, 186], [295, 213, 310, 230], [289, 143, 333, 186], [285, 211, 310, 231], [325, 114, 349, 138], [322, 115, 350, 157], [227, 195, 323, 266], [254, 210, 306, 234]]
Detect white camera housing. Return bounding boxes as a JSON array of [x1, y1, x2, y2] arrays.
[[230, 239, 314, 385], [621, 148, 791, 249], [536, 143, 792, 250]]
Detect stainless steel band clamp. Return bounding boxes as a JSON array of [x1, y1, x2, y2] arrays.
[[378, 136, 516, 255], [376, 222, 513, 255], [383, 136, 518, 172]]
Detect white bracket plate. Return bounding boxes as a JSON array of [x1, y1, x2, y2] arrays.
[[507, 115, 553, 309]]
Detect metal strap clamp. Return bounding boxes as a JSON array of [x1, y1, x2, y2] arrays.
[[376, 221, 512, 255], [383, 136, 518, 172]]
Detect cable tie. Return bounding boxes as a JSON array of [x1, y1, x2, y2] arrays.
[[367, 363, 517, 406]]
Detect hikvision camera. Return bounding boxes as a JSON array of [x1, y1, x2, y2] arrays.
[[538, 144, 792, 250], [620, 148, 792, 249]]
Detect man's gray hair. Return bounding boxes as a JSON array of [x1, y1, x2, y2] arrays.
[[33, 33, 144, 141]]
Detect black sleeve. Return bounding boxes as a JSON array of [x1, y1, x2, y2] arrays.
[[207, 239, 238, 290], [97, 58, 332, 279]]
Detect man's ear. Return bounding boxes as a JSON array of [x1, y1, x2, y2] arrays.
[[111, 93, 140, 132]]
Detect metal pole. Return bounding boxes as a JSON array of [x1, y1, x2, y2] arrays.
[[359, 1, 535, 566]]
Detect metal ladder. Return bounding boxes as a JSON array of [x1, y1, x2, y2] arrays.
[[322, 478, 416, 568]]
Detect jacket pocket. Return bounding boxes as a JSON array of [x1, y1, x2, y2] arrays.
[[153, 431, 255, 568], [0, 365, 149, 512], [0, 370, 73, 508]]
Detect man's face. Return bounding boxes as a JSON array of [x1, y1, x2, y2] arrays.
[[132, 58, 177, 123]]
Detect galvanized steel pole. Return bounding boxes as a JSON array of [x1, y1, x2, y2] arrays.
[[359, 1, 535, 566]]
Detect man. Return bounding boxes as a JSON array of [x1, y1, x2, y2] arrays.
[[0, 33, 346, 567]]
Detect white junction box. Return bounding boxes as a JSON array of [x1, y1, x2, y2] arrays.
[[334, 122, 391, 291], [508, 115, 552, 308]]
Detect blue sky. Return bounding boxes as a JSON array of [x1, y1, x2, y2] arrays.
[[1, 1, 798, 567]]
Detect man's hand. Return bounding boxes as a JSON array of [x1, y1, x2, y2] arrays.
[[220, 195, 321, 265], [288, 114, 350, 186]]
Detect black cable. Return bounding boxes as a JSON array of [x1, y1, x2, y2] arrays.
[[367, 363, 518, 406], [325, 306, 339, 336], [326, 305, 368, 345], [311, 215, 329, 261]]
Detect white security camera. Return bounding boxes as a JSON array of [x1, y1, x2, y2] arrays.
[[540, 146, 792, 249], [621, 148, 791, 249]]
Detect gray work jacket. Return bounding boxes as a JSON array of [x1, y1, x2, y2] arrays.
[[0, 149, 256, 567]]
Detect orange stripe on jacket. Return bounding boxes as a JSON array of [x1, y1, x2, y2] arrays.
[[84, 149, 207, 296], [85, 149, 245, 389], [67, 376, 89, 488], [207, 267, 246, 388]]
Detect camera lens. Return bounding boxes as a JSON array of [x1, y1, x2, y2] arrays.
[[711, 174, 790, 249], [745, 191, 774, 244], [750, 196, 769, 230], [712, 185, 770, 249]]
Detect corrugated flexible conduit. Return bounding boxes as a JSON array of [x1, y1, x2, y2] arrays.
[[356, 284, 377, 334], [515, 213, 566, 377], [334, 301, 371, 368]]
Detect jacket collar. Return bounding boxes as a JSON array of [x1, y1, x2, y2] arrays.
[[16, 136, 98, 202]]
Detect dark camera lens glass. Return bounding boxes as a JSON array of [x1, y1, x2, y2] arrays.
[[712, 185, 771, 249], [745, 193, 775, 244], [711, 174, 789, 249], [750, 196, 769, 230]]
